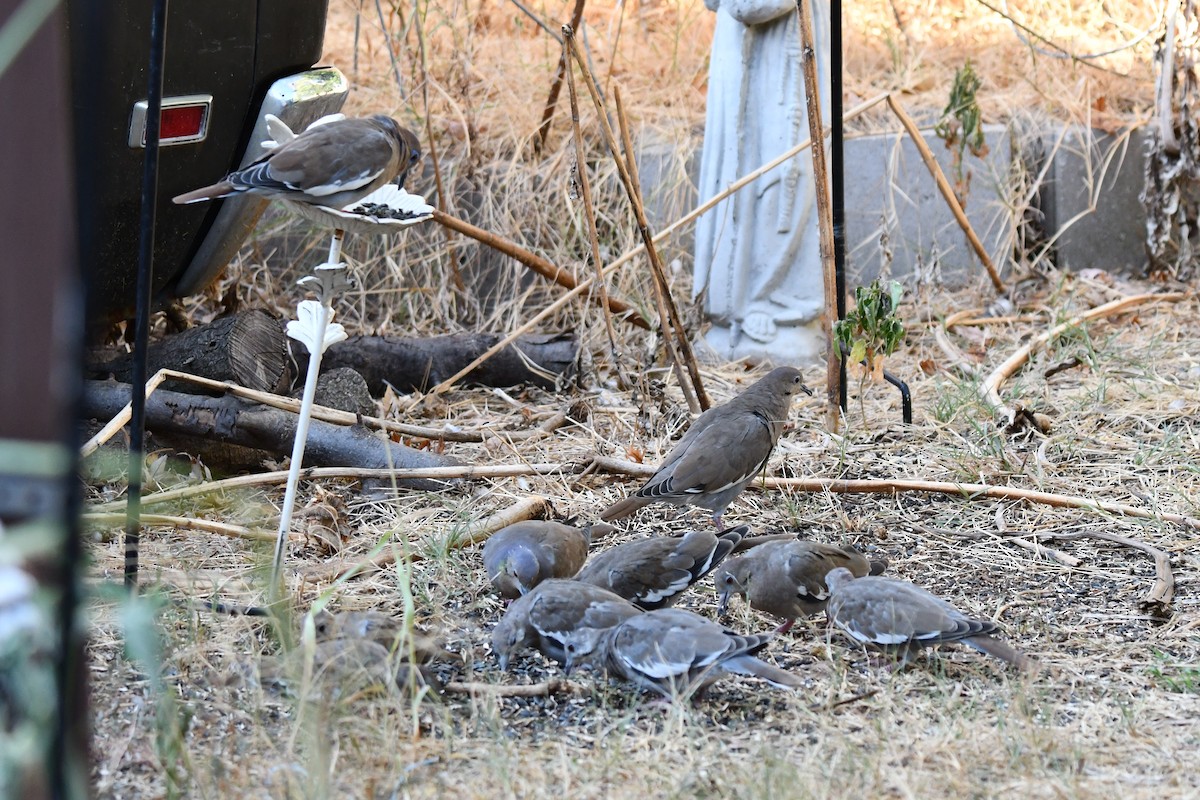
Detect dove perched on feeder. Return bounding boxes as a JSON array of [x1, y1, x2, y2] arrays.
[[491, 579, 641, 671], [483, 520, 605, 600], [570, 607, 805, 700], [824, 568, 1036, 671], [173, 114, 421, 209], [575, 526, 746, 610], [715, 540, 886, 632], [600, 367, 810, 529]]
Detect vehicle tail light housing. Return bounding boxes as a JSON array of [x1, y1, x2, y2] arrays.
[[128, 94, 212, 147]]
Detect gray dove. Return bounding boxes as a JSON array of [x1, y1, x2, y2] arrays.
[[174, 114, 421, 209], [491, 579, 641, 670], [600, 367, 810, 529], [482, 520, 600, 599], [575, 526, 746, 610], [715, 540, 886, 632], [570, 607, 805, 700], [825, 568, 1036, 671]]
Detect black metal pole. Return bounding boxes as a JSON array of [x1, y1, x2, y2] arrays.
[[831, 0, 847, 412], [126, 0, 169, 588]]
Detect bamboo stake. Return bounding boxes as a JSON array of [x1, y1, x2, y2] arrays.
[[534, 0, 587, 153], [432, 209, 650, 329], [564, 31, 623, 373], [564, 25, 709, 412], [886, 94, 1006, 294], [795, 0, 842, 432], [82, 512, 276, 542]]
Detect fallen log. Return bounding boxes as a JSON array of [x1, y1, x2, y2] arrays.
[[306, 331, 578, 395], [83, 381, 458, 486], [90, 309, 288, 393]]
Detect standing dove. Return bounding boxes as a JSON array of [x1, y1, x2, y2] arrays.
[[575, 526, 746, 610], [569, 607, 805, 700], [715, 540, 886, 632], [825, 568, 1036, 671], [600, 367, 810, 529], [491, 579, 641, 670], [483, 520, 602, 599], [173, 114, 421, 209]]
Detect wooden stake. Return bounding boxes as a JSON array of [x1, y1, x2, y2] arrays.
[[886, 94, 1006, 294], [794, 0, 842, 431]]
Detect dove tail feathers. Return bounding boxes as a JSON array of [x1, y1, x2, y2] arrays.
[[723, 655, 806, 689], [965, 635, 1037, 672], [600, 495, 651, 522], [173, 181, 236, 204]]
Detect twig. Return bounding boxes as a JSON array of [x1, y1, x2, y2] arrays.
[[302, 495, 551, 583], [611, 81, 699, 411], [90, 464, 579, 514], [432, 209, 650, 329], [565, 25, 710, 412], [932, 327, 981, 377], [910, 520, 1082, 568], [564, 31, 623, 373], [80, 369, 568, 459], [886, 94, 1006, 294], [977, 292, 1188, 417], [534, 0, 587, 153], [82, 512, 277, 542], [444, 679, 583, 697], [795, 0, 842, 431], [1045, 529, 1174, 611], [588, 455, 1200, 531]]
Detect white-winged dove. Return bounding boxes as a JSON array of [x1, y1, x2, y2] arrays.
[[571, 607, 805, 700], [311, 609, 451, 664], [491, 579, 641, 671], [574, 526, 746, 610], [825, 568, 1036, 671], [173, 114, 421, 209], [482, 520, 598, 599], [600, 367, 810, 529], [252, 638, 444, 699], [715, 540, 886, 632]]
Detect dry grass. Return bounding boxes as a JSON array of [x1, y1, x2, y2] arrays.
[[85, 2, 1200, 798]]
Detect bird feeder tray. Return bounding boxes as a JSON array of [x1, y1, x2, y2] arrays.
[[284, 185, 435, 235]]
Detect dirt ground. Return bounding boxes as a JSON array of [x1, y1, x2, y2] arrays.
[[83, 2, 1198, 798]]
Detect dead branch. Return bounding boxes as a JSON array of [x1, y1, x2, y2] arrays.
[[432, 209, 650, 330], [795, 0, 843, 431], [590, 455, 1200, 530], [82, 512, 277, 542], [83, 381, 458, 482], [974, 292, 1188, 417], [534, 0, 587, 152], [886, 94, 1006, 293], [1045, 529, 1174, 612]]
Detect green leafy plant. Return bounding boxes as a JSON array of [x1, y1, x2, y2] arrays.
[[935, 60, 988, 205], [834, 279, 906, 426], [834, 279, 905, 376]]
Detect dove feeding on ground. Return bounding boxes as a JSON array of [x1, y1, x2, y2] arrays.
[[570, 607, 805, 701], [824, 568, 1036, 671], [482, 520, 598, 599], [575, 526, 746, 610], [600, 367, 810, 530], [491, 579, 641, 670], [715, 540, 886, 632], [173, 114, 421, 209]]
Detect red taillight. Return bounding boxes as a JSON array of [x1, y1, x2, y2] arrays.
[[128, 94, 212, 147], [159, 105, 206, 140]]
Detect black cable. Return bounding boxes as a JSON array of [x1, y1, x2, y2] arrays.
[[125, 0, 170, 589]]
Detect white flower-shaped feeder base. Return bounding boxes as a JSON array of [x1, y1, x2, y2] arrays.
[[284, 185, 435, 235]]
